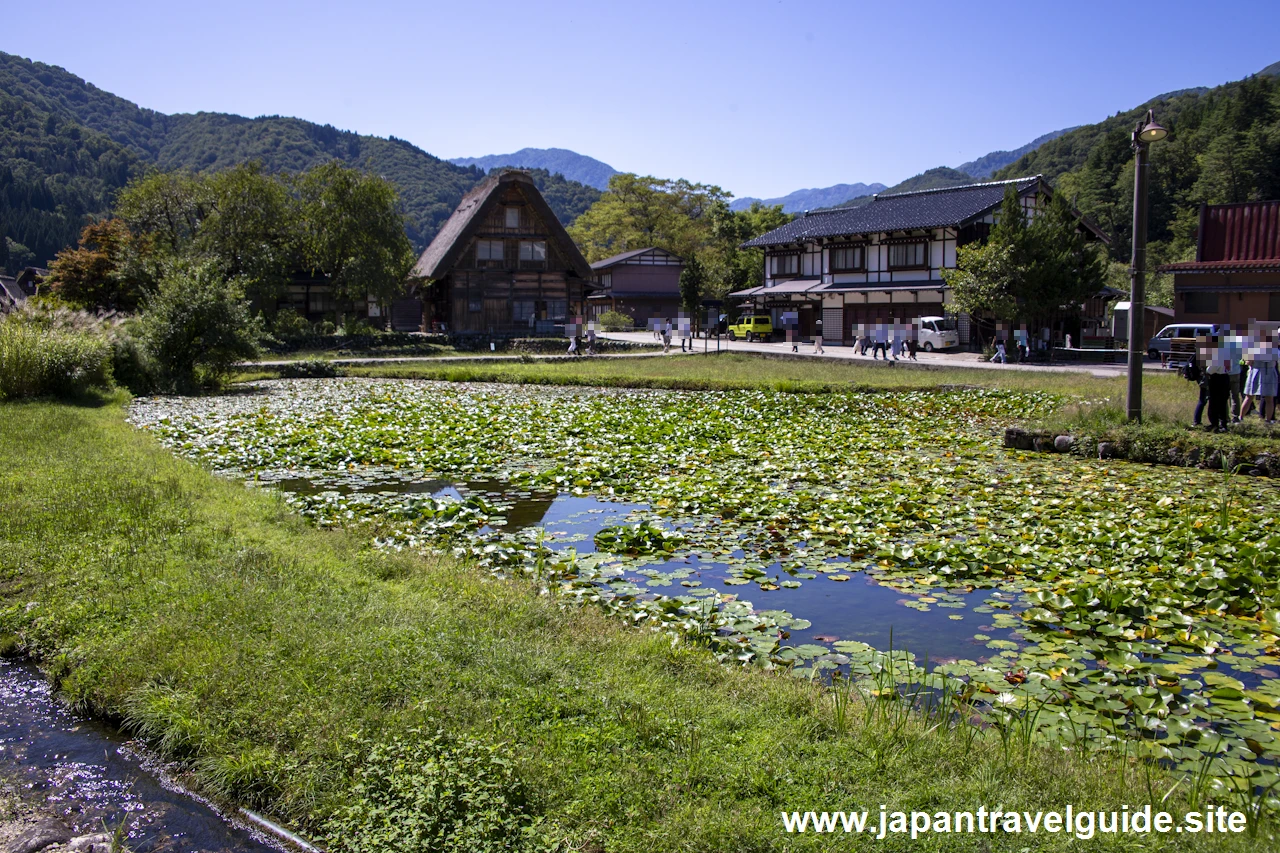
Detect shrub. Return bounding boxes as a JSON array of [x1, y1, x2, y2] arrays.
[[271, 308, 313, 341], [141, 263, 260, 392], [277, 359, 338, 379], [324, 731, 549, 853], [0, 306, 115, 399], [596, 309, 633, 332]]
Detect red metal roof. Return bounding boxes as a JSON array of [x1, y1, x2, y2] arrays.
[[1198, 201, 1280, 263]]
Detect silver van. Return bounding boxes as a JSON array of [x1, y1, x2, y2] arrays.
[[1148, 324, 1213, 361]]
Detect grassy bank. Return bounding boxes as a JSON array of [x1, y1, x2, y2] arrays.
[[0, 399, 1263, 851]]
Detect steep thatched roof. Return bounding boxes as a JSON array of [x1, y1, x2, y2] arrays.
[[411, 170, 591, 280]]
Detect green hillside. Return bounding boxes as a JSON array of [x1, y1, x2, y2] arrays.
[[0, 89, 143, 271], [0, 52, 600, 263], [993, 71, 1280, 263]]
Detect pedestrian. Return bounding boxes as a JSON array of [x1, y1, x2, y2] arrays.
[[567, 334, 579, 356], [1205, 334, 1231, 431], [858, 325, 871, 356], [1183, 347, 1208, 427], [1065, 333, 1073, 350], [586, 326, 597, 356], [1242, 331, 1279, 424], [872, 323, 888, 360], [891, 324, 903, 361], [1222, 328, 1242, 421], [990, 339, 1007, 364], [813, 317, 824, 355], [907, 336, 918, 361], [662, 319, 673, 354]]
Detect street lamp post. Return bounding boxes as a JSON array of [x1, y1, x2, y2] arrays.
[[1126, 109, 1168, 422]]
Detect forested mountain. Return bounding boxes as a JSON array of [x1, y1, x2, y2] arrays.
[[0, 90, 143, 272], [0, 52, 600, 264], [450, 148, 618, 190], [957, 128, 1076, 178], [992, 71, 1280, 265]]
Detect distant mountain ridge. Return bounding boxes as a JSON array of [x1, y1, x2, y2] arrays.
[[729, 182, 888, 214], [956, 128, 1077, 178], [0, 51, 600, 259], [450, 148, 618, 190]]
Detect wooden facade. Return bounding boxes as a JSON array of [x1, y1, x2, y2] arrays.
[[587, 247, 684, 327], [1159, 201, 1280, 327], [738, 177, 1108, 345], [412, 170, 592, 335]]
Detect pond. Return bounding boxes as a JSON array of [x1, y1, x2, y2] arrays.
[[130, 378, 1280, 799]]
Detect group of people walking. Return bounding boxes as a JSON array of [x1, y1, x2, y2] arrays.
[[855, 323, 917, 361], [1184, 326, 1280, 431]]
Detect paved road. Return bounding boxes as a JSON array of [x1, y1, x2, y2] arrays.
[[598, 331, 1170, 379]]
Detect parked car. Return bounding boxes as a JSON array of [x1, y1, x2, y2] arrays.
[[727, 315, 773, 342], [915, 315, 959, 351], [1148, 323, 1214, 362]]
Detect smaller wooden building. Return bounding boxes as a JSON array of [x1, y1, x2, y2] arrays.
[[1159, 201, 1280, 326], [411, 170, 592, 335], [586, 248, 684, 327]]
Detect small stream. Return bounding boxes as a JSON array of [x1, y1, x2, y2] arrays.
[[0, 659, 284, 853]]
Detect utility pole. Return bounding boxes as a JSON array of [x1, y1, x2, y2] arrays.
[[1126, 110, 1168, 422]]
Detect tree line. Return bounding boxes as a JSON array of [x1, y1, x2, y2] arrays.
[[567, 173, 791, 317]]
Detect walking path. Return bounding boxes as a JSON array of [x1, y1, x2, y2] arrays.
[[245, 335, 1169, 380]]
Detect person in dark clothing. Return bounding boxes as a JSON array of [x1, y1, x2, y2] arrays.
[[1183, 351, 1209, 426], [1205, 336, 1231, 431]]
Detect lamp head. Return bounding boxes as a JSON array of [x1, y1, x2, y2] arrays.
[[1136, 109, 1168, 144]]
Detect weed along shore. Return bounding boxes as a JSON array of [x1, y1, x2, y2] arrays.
[[0, 384, 1271, 852]]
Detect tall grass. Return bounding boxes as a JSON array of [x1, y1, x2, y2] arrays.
[[0, 307, 115, 399]]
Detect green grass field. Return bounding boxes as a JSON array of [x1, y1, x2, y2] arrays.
[[0, 395, 1266, 851]]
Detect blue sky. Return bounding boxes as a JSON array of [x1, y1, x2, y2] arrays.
[[6, 1, 1279, 199]]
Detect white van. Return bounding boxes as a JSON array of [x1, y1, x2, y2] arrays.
[[1148, 324, 1214, 361], [915, 316, 959, 351]]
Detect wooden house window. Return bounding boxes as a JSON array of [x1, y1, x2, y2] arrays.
[[547, 299, 568, 320], [1184, 292, 1219, 315], [519, 240, 547, 263], [769, 254, 799, 276], [513, 300, 536, 323], [888, 241, 928, 269], [829, 246, 864, 272], [505, 207, 521, 229], [476, 239, 505, 265]]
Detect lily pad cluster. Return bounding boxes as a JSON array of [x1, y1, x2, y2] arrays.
[[130, 379, 1280, 806]]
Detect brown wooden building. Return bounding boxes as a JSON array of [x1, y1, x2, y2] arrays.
[[1159, 201, 1280, 326], [411, 170, 592, 334], [586, 247, 684, 327]]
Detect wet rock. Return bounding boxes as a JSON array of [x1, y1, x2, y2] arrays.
[[1003, 428, 1036, 450], [1053, 435, 1074, 453], [1033, 436, 1053, 452], [1097, 441, 1121, 459], [6, 820, 71, 853], [1166, 448, 1183, 466], [67, 834, 112, 853], [1185, 447, 1201, 466]]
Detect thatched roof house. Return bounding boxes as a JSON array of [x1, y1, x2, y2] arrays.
[[412, 170, 592, 334]]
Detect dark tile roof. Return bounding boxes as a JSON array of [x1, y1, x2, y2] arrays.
[[590, 247, 682, 270], [742, 176, 1043, 248]]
